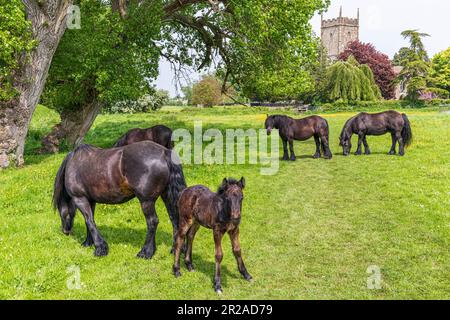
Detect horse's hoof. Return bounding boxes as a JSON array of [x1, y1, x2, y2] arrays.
[[82, 240, 93, 247], [244, 274, 253, 281], [137, 249, 155, 260], [313, 154, 321, 159], [186, 263, 195, 272], [290, 157, 296, 161], [173, 269, 182, 278], [399, 153, 405, 157], [94, 245, 108, 257]]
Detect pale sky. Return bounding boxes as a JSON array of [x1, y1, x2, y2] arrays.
[[156, 0, 450, 97]]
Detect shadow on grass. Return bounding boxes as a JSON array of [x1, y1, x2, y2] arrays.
[[70, 221, 238, 288], [71, 223, 174, 250]]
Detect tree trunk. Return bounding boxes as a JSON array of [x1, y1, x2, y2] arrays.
[[40, 99, 101, 153], [0, 0, 70, 168]]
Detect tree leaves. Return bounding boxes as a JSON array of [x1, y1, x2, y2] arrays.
[[0, 0, 36, 101], [324, 58, 381, 103]]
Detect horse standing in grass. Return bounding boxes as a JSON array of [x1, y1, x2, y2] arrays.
[[173, 178, 252, 294], [339, 111, 412, 156], [53, 141, 186, 258], [265, 115, 332, 161], [113, 125, 173, 149]]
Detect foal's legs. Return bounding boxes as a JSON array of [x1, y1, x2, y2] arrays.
[[213, 228, 226, 293], [388, 132, 397, 155], [281, 139, 289, 161], [73, 197, 108, 257], [82, 201, 95, 247], [363, 136, 371, 155], [185, 223, 200, 272], [288, 139, 296, 161], [228, 228, 252, 281], [173, 219, 192, 277], [137, 199, 159, 259], [313, 135, 321, 159]]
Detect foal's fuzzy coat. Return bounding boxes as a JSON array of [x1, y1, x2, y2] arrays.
[[173, 178, 252, 293]]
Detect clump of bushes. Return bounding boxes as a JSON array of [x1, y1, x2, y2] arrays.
[[105, 90, 169, 114], [315, 99, 450, 112]]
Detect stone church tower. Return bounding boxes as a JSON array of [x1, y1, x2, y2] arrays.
[[321, 7, 359, 60]]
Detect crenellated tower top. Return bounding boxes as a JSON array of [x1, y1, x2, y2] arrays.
[[321, 7, 360, 60]]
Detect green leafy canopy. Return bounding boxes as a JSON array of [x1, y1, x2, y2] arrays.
[[0, 0, 36, 101], [42, 0, 163, 113]]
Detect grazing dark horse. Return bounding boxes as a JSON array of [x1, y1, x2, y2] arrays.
[[265, 115, 332, 160], [339, 111, 412, 156], [113, 125, 173, 149], [53, 141, 186, 258], [173, 178, 252, 294]]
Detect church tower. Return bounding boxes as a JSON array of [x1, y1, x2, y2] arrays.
[[321, 7, 359, 60]]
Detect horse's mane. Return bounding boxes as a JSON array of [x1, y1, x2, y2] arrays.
[[217, 178, 240, 195], [340, 117, 355, 140], [268, 115, 292, 127], [73, 144, 99, 154], [270, 115, 291, 121]]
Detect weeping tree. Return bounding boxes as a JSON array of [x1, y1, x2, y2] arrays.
[[324, 57, 381, 102]]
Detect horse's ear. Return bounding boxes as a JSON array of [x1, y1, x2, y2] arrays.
[[222, 178, 228, 185], [266, 114, 269, 118], [239, 177, 246, 189]]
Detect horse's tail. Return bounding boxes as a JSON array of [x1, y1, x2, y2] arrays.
[[402, 114, 413, 147], [113, 133, 128, 148], [53, 152, 74, 211], [163, 152, 187, 227]]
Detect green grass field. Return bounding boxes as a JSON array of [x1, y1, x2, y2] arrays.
[[0, 105, 449, 299]]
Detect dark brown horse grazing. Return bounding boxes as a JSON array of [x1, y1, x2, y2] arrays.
[[339, 111, 412, 156], [173, 178, 252, 294], [113, 125, 173, 149], [265, 115, 332, 160], [53, 141, 186, 258]]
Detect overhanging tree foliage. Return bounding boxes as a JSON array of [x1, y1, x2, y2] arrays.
[[324, 57, 381, 103], [0, 0, 329, 165], [41, 0, 329, 152], [40, 0, 162, 152]]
